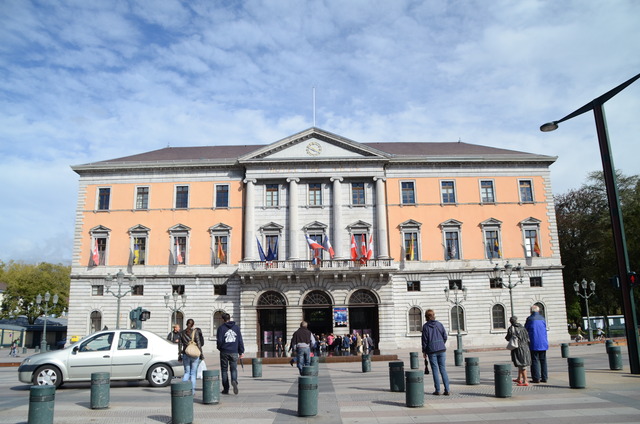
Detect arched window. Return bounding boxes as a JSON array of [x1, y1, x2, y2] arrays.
[[450, 306, 465, 331], [408, 307, 422, 332], [257, 291, 286, 306], [348, 289, 377, 305], [172, 311, 184, 330], [213, 311, 225, 340], [534, 302, 546, 319], [303, 291, 332, 305], [492, 304, 506, 330], [90, 311, 102, 333]]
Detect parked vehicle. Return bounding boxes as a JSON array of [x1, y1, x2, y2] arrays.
[[18, 329, 183, 388]]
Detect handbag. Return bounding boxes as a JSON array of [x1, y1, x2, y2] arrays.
[[185, 332, 202, 358], [506, 333, 519, 350]]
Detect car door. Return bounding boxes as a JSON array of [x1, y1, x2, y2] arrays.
[[67, 332, 115, 381], [110, 331, 153, 379]]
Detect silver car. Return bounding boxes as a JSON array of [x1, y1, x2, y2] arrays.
[[18, 329, 184, 388]]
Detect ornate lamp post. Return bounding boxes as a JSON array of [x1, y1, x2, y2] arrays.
[[164, 292, 187, 326], [105, 269, 137, 329], [36, 292, 59, 352], [444, 281, 468, 366], [540, 72, 640, 374], [493, 261, 525, 318], [573, 279, 596, 341]]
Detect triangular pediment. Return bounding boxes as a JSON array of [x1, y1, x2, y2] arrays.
[[209, 223, 232, 232], [168, 224, 191, 232], [303, 221, 328, 231], [519, 217, 542, 226], [480, 218, 502, 227], [239, 128, 389, 162], [347, 220, 372, 230], [128, 224, 150, 234], [90, 225, 111, 234], [259, 222, 284, 231], [440, 219, 462, 228], [399, 219, 422, 228]]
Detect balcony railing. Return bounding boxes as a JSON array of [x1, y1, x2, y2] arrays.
[[238, 258, 396, 272]]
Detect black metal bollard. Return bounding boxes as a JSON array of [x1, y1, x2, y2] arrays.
[[454, 349, 463, 366], [202, 369, 220, 404], [171, 381, 194, 424], [465, 357, 480, 385], [568, 357, 586, 389], [561, 343, 569, 358], [605, 339, 614, 354], [608, 346, 623, 370], [409, 352, 420, 369], [252, 358, 262, 378], [362, 354, 371, 372], [28, 385, 55, 424], [494, 363, 512, 398], [297, 375, 318, 417], [389, 361, 405, 392], [405, 370, 424, 408], [90, 372, 110, 409]]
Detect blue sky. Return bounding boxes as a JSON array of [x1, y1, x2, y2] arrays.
[[1, 0, 639, 265]]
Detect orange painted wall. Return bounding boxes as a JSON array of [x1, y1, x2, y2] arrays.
[[79, 180, 244, 266], [386, 176, 552, 261]]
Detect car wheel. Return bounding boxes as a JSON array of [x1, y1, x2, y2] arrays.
[[33, 365, 62, 388], [147, 363, 173, 387]]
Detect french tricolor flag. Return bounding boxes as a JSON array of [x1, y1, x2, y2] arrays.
[[323, 235, 335, 258], [305, 234, 324, 250]]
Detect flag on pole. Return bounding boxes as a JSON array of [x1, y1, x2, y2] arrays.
[[407, 237, 414, 261], [305, 234, 323, 250], [256, 237, 267, 261], [312, 248, 322, 265], [266, 238, 278, 261], [175, 239, 183, 264], [350, 234, 358, 261], [366, 234, 373, 260], [533, 235, 541, 256], [217, 240, 226, 263], [359, 235, 368, 264], [92, 240, 100, 266], [133, 244, 140, 265], [493, 239, 501, 258], [322, 235, 335, 258]]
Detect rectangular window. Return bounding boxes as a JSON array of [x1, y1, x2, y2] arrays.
[[91, 285, 104, 296], [214, 235, 228, 264], [441, 181, 456, 204], [174, 236, 187, 265], [352, 182, 365, 205], [95, 237, 107, 265], [401, 181, 415, 204], [480, 180, 495, 203], [98, 188, 110, 210], [132, 285, 144, 296], [490, 277, 503, 289], [404, 232, 419, 261], [519, 180, 534, 203], [171, 285, 185, 295], [524, 229, 540, 257], [308, 183, 322, 206], [445, 231, 460, 260], [485, 230, 501, 259], [265, 234, 279, 260], [407, 281, 421, 292], [175, 186, 189, 209], [448, 279, 463, 290], [308, 233, 324, 262], [135, 186, 149, 210], [214, 284, 228, 296], [132, 237, 146, 265], [530, 277, 543, 287], [215, 185, 229, 208], [265, 184, 279, 207]]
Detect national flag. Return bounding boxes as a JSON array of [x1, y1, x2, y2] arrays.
[[533, 235, 541, 256], [360, 235, 367, 258], [366, 234, 373, 260], [217, 240, 226, 263], [266, 238, 278, 261], [92, 240, 100, 266], [350, 234, 358, 261], [305, 234, 323, 250], [493, 239, 501, 258], [257, 237, 267, 261], [322, 235, 335, 258], [449, 241, 457, 260], [175, 239, 183, 264], [133, 244, 140, 265], [407, 237, 414, 261], [311, 248, 322, 265]]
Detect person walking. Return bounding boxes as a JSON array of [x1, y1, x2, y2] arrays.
[[290, 321, 313, 375], [167, 324, 181, 343], [525, 305, 549, 383], [506, 316, 531, 386], [421, 309, 450, 395], [216, 313, 244, 394], [178, 319, 204, 395]]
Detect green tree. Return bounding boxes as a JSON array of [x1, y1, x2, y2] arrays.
[[0, 261, 70, 324]]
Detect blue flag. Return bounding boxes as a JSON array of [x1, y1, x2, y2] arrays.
[[256, 237, 267, 261], [266, 238, 278, 261]]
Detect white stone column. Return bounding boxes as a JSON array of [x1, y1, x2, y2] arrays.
[[374, 177, 389, 258], [287, 178, 300, 259], [243, 179, 256, 261], [331, 177, 344, 258]]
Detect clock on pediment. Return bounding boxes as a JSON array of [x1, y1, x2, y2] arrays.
[[306, 141, 322, 156]]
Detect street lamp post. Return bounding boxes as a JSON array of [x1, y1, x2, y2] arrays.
[[105, 269, 137, 329], [164, 292, 187, 326], [540, 72, 640, 374], [444, 282, 468, 351], [573, 279, 596, 342], [36, 292, 59, 352], [493, 261, 525, 318]]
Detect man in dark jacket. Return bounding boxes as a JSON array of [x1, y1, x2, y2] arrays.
[[216, 313, 244, 394], [290, 321, 313, 375], [525, 305, 549, 383], [422, 309, 450, 395]]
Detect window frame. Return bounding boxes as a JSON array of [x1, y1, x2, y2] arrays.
[[174, 185, 189, 209], [265, 183, 280, 207], [530, 276, 543, 287], [492, 304, 507, 330], [132, 285, 144, 296], [407, 281, 421, 292], [131, 235, 147, 265], [214, 284, 228, 296], [97, 187, 111, 211], [518, 179, 534, 203], [400, 180, 416, 205], [483, 228, 502, 259], [215, 184, 230, 208], [449, 305, 466, 332], [308, 183, 322, 206], [440, 180, 456, 204], [408, 307, 422, 333], [479, 179, 495, 204], [91, 285, 104, 296], [135, 186, 149, 210], [351, 182, 366, 206], [403, 231, 420, 261]]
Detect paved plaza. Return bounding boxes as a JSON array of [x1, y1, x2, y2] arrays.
[[1, 343, 639, 423]]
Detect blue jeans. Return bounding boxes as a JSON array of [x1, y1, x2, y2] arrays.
[[296, 346, 310, 375], [182, 355, 200, 394], [220, 353, 238, 392], [530, 350, 548, 381], [427, 351, 450, 393]]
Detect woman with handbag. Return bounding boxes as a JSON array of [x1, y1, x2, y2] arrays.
[[178, 318, 205, 395], [506, 316, 531, 386]]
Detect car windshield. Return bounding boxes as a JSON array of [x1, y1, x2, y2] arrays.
[[79, 333, 114, 352]]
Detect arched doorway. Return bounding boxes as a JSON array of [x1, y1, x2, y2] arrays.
[[303, 290, 333, 337], [348, 289, 379, 346], [257, 291, 287, 357]]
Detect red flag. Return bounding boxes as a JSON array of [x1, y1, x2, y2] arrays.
[[176, 240, 183, 264], [217, 241, 226, 263], [533, 235, 541, 256], [305, 234, 323, 250], [91, 240, 100, 265], [366, 234, 373, 260], [350, 234, 358, 261], [323, 235, 335, 258], [360, 235, 367, 258]]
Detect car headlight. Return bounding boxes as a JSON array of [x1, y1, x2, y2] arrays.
[[21, 358, 31, 365]]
